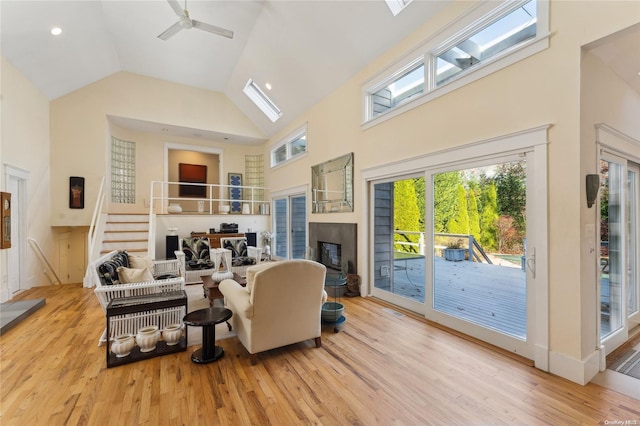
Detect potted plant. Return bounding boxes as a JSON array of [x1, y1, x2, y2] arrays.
[[443, 238, 466, 261]]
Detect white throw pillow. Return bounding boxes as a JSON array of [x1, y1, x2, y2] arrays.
[[117, 266, 154, 283]]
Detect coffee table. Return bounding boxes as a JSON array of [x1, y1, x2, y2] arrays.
[[201, 273, 247, 307], [183, 307, 233, 363]]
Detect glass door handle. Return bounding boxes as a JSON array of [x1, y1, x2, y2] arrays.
[[526, 248, 536, 278]]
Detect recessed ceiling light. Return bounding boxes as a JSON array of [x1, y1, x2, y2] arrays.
[[50, 27, 62, 36], [265, 83, 272, 90]]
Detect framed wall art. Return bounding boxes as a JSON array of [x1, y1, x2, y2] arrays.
[[179, 163, 207, 198], [69, 176, 85, 209], [228, 172, 243, 213]]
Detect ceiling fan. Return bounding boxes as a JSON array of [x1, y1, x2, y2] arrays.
[[158, 0, 234, 41]]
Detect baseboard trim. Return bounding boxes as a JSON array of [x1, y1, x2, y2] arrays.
[[0, 288, 9, 303], [549, 348, 601, 385]]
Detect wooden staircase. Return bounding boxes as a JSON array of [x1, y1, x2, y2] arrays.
[[100, 213, 150, 256]]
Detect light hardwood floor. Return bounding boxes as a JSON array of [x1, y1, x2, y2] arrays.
[[1, 284, 638, 425]]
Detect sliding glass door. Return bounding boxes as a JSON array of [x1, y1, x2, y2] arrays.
[[370, 152, 540, 358], [600, 155, 640, 354]]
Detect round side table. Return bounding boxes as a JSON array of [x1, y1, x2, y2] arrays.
[[183, 307, 233, 364]]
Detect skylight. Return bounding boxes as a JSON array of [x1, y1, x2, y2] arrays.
[[385, 0, 413, 16], [243, 79, 282, 123]]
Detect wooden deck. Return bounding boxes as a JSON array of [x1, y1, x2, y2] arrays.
[[379, 255, 527, 338]]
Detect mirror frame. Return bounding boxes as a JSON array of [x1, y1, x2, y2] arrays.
[[311, 152, 354, 213]]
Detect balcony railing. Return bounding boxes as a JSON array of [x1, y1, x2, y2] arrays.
[[149, 181, 270, 215]]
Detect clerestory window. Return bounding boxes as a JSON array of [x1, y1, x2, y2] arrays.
[[435, 0, 537, 85], [271, 125, 307, 168], [363, 0, 547, 126]]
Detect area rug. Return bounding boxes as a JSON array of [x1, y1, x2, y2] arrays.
[[185, 284, 236, 347], [609, 349, 640, 380]]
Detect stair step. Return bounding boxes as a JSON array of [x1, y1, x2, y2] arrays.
[[100, 248, 148, 255], [102, 239, 148, 243]]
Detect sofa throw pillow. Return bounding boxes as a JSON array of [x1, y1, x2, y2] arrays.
[[117, 266, 154, 284], [129, 254, 154, 271], [97, 251, 130, 285]]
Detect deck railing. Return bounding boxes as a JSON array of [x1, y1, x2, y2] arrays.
[[393, 230, 492, 264]]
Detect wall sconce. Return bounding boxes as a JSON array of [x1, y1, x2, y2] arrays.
[[586, 174, 600, 208]]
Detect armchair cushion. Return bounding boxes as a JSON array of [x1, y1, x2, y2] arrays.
[[182, 237, 214, 270], [222, 237, 258, 267], [117, 266, 154, 284], [128, 254, 154, 270]]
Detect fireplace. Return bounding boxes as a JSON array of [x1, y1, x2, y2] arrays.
[[318, 241, 342, 271], [309, 223, 357, 274]]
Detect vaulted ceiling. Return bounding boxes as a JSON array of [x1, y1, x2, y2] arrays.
[[2, 1, 638, 142], [0, 0, 448, 139]]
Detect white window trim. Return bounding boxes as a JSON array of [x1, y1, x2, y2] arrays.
[[270, 124, 308, 169], [362, 0, 550, 129]]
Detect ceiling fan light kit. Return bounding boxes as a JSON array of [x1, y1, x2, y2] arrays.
[[158, 0, 234, 41]]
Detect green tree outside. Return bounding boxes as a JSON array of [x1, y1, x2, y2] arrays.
[[394, 179, 421, 253], [480, 183, 499, 251], [447, 184, 470, 235]]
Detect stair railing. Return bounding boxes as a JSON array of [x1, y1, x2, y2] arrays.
[[27, 238, 62, 285], [84, 176, 107, 287]]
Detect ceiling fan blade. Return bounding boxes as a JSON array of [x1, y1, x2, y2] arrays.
[[167, 0, 185, 17], [192, 20, 234, 39], [158, 21, 184, 40]]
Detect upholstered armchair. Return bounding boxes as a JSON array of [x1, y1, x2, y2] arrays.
[[219, 260, 327, 364], [220, 237, 262, 277], [175, 237, 216, 284]]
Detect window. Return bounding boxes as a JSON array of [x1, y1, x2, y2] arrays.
[[435, 0, 537, 85], [243, 79, 282, 123], [111, 137, 136, 204], [363, 0, 548, 125], [370, 59, 424, 118], [271, 125, 307, 167]]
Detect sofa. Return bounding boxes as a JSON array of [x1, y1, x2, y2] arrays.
[[219, 259, 327, 364], [92, 250, 185, 345]]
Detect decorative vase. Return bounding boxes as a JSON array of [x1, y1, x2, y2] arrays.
[[162, 324, 183, 346], [264, 245, 271, 258], [242, 203, 251, 214], [167, 203, 182, 214], [218, 205, 230, 214], [136, 326, 160, 352], [197, 201, 205, 213], [111, 334, 135, 358]]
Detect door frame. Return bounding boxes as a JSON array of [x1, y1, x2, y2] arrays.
[[362, 125, 550, 369], [3, 165, 29, 301], [596, 124, 640, 356]]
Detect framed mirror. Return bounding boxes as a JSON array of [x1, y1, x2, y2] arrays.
[[311, 153, 353, 213]]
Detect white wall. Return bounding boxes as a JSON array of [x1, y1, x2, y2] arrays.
[[50, 71, 265, 226], [259, 1, 640, 383], [0, 57, 55, 296], [580, 41, 640, 359]]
